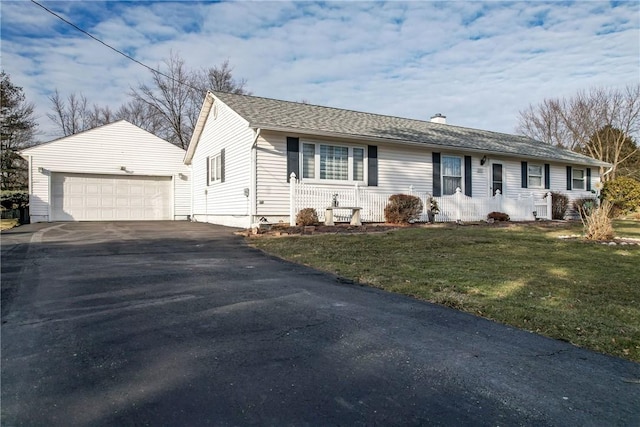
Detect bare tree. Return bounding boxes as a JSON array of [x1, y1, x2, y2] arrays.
[[47, 90, 92, 136], [1, 71, 37, 190], [192, 59, 250, 95], [48, 53, 250, 148], [517, 85, 640, 180], [115, 99, 165, 136], [129, 53, 199, 149]]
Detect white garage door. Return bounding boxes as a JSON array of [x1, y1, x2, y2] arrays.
[[51, 173, 172, 221]]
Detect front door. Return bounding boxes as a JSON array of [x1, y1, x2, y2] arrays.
[[491, 163, 503, 196]]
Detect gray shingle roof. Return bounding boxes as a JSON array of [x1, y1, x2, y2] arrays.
[[212, 91, 610, 167]]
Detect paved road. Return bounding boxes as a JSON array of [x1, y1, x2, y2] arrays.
[[1, 222, 639, 426]]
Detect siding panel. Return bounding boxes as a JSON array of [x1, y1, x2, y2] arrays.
[[190, 99, 254, 222]]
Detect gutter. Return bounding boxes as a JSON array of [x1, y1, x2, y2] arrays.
[[254, 125, 610, 168]]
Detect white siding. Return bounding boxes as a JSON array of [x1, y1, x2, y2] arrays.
[[190, 99, 254, 227], [378, 144, 431, 193], [500, 159, 601, 217], [22, 121, 191, 222], [255, 131, 288, 217], [255, 134, 435, 220]]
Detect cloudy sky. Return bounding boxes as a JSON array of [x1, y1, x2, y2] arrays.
[[2, 0, 638, 141]]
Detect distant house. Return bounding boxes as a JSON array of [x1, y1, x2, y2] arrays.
[[184, 91, 609, 228], [21, 120, 191, 222]]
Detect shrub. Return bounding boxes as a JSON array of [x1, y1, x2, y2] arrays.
[[601, 177, 640, 217], [545, 191, 569, 220], [384, 194, 423, 224], [580, 200, 614, 241], [296, 208, 319, 226], [573, 197, 598, 220], [0, 190, 29, 210], [487, 212, 510, 222]]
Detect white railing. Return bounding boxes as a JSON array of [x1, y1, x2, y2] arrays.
[[289, 173, 552, 224]]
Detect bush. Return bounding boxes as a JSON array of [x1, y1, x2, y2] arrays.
[[546, 191, 569, 220], [487, 211, 510, 222], [1, 190, 29, 210], [296, 208, 319, 226], [384, 194, 423, 224], [602, 177, 640, 216], [573, 197, 598, 220], [580, 200, 614, 241]]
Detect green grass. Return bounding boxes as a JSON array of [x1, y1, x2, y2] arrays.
[[251, 221, 640, 362]]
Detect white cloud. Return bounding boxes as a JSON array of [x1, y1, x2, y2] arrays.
[[1, 1, 638, 141]]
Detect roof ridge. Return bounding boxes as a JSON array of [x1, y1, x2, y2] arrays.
[[211, 90, 542, 142]]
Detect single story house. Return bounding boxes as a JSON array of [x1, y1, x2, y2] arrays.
[[184, 91, 610, 228], [21, 120, 191, 222]]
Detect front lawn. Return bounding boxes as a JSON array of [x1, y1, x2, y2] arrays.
[[251, 221, 640, 362]]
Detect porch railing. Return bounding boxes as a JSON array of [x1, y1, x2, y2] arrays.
[[289, 173, 552, 224]]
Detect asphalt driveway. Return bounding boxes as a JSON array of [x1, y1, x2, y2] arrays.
[[1, 221, 639, 426]]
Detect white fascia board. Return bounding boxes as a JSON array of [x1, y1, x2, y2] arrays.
[[184, 92, 215, 165]]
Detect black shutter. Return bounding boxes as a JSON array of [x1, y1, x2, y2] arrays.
[[206, 156, 210, 185], [586, 168, 591, 191], [432, 152, 441, 197], [544, 164, 550, 189], [220, 149, 225, 183], [367, 145, 378, 186], [521, 161, 528, 188], [566, 166, 572, 190], [286, 137, 299, 182], [464, 155, 472, 196]]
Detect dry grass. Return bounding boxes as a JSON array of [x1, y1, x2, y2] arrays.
[[0, 219, 19, 231], [580, 200, 614, 240]]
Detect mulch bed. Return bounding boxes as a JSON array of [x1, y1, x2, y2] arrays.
[[241, 220, 574, 238]]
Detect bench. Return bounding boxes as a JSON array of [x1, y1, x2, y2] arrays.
[[325, 207, 362, 226]]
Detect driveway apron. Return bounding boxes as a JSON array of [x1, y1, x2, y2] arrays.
[[1, 221, 639, 426]]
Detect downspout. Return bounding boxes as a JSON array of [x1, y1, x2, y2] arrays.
[[190, 164, 194, 221], [27, 155, 32, 223], [250, 128, 261, 225]]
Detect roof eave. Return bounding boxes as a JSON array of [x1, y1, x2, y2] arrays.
[[253, 124, 611, 167]]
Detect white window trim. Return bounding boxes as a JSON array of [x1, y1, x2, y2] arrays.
[[441, 155, 463, 196], [572, 168, 585, 190], [209, 152, 222, 184], [299, 140, 367, 184], [528, 163, 544, 189]]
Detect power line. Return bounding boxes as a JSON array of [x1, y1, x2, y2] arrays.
[[29, 0, 198, 90]]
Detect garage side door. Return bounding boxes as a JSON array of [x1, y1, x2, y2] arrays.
[[51, 173, 172, 221]]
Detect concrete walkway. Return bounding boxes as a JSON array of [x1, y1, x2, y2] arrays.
[[2, 221, 639, 426]]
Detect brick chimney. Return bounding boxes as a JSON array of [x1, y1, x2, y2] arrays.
[[430, 113, 446, 124]]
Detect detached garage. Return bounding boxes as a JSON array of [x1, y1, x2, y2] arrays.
[[21, 121, 191, 223]]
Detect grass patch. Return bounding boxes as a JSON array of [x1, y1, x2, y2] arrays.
[[251, 221, 640, 362], [0, 219, 19, 231]]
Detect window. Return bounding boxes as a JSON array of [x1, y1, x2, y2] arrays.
[[353, 147, 364, 181], [302, 143, 315, 179], [320, 145, 348, 180], [528, 164, 543, 188], [572, 168, 585, 190], [442, 155, 462, 195], [301, 142, 365, 183], [209, 152, 223, 184]]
